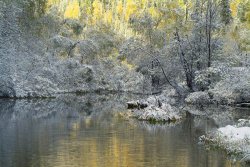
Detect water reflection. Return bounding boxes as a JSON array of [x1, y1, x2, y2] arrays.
[[0, 94, 245, 167]]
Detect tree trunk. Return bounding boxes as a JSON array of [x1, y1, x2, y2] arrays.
[[175, 30, 194, 92], [207, 0, 212, 68]]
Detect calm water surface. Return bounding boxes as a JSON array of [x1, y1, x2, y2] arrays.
[[0, 94, 245, 167]]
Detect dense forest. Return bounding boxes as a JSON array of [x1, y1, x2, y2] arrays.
[[0, 0, 249, 99]]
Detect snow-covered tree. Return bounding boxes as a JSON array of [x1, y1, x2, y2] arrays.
[[220, 0, 232, 25]]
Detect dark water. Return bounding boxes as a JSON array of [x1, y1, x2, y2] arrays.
[[0, 94, 245, 167]]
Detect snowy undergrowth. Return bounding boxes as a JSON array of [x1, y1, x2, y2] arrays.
[[218, 125, 250, 142], [201, 119, 250, 162]]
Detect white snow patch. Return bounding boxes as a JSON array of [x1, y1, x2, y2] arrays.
[[218, 125, 250, 141]]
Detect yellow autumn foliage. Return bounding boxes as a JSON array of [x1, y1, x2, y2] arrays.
[[246, 12, 250, 25], [141, 0, 148, 8], [43, 0, 248, 39], [148, 6, 160, 18], [125, 0, 138, 21], [104, 10, 113, 24], [47, 0, 59, 7], [64, 0, 80, 19], [230, 0, 241, 17], [116, 1, 123, 16], [92, 0, 103, 23], [178, 0, 186, 9], [121, 59, 135, 70]]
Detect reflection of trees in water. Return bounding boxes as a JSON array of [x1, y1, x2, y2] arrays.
[[126, 116, 233, 167], [0, 93, 143, 122], [0, 94, 239, 167], [0, 93, 143, 167]]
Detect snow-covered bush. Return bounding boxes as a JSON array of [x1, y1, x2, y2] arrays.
[[195, 67, 222, 90], [210, 67, 250, 104], [185, 91, 212, 105]]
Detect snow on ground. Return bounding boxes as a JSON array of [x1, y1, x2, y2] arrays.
[[201, 120, 250, 163], [218, 125, 250, 141]]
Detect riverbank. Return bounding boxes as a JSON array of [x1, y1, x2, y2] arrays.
[[200, 121, 250, 164]]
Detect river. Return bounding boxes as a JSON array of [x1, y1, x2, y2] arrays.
[[0, 93, 245, 167]]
